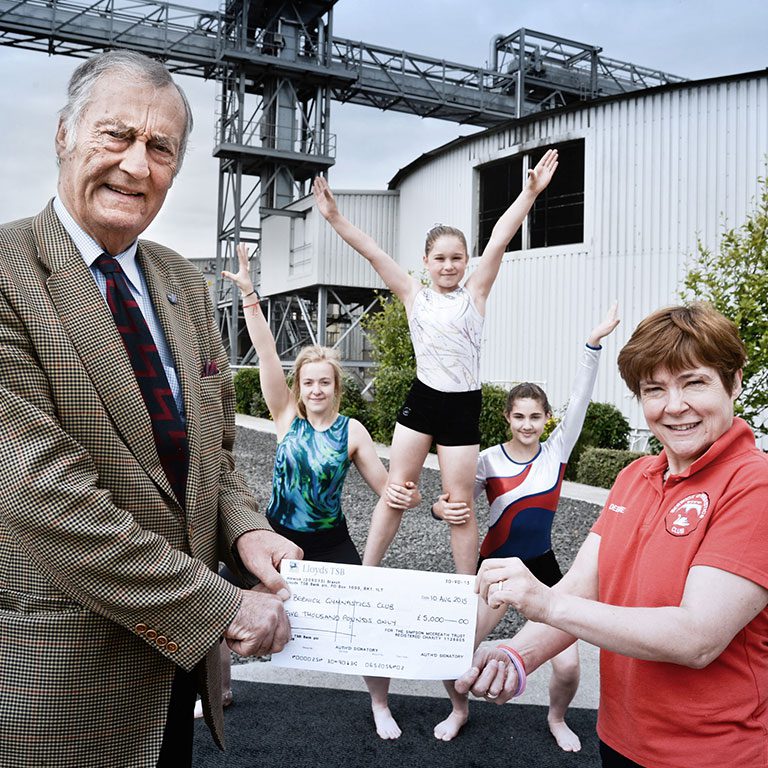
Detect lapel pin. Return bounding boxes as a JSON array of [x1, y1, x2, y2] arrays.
[[167, 293, 178, 305]]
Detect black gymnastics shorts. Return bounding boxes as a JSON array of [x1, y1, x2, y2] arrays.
[[269, 517, 362, 566], [396, 378, 482, 447], [477, 549, 564, 587]]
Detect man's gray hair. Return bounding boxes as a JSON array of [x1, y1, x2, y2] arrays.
[[59, 49, 194, 173]]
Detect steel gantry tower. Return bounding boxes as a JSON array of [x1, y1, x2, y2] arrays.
[[0, 0, 685, 366]]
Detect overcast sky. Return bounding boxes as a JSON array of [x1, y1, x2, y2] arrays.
[[1, 0, 766, 259]]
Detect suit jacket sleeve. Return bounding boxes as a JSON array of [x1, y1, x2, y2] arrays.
[[0, 222, 245, 672]]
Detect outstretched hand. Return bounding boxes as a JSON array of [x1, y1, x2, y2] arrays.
[[221, 243, 255, 297], [476, 557, 552, 621], [312, 175, 338, 222], [587, 301, 620, 347], [524, 148, 559, 195]]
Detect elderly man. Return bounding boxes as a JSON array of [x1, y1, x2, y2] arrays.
[[0, 50, 300, 767]]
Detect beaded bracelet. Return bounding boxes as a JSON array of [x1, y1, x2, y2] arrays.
[[498, 644, 527, 698]]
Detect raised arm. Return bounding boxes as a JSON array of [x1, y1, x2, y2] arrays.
[[586, 301, 620, 348], [466, 149, 559, 304], [551, 301, 621, 459], [313, 176, 416, 304], [221, 244, 295, 432]]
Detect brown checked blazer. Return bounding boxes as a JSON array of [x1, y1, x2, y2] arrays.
[[0, 202, 270, 767]]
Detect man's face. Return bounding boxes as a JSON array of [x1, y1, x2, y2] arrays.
[[56, 76, 187, 255]]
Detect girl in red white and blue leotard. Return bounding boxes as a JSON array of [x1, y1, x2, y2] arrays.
[[477, 342, 601, 565], [433, 304, 620, 751]]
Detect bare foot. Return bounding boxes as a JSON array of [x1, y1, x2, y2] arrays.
[[372, 705, 401, 739], [548, 718, 581, 752], [433, 710, 468, 741], [193, 691, 234, 720]]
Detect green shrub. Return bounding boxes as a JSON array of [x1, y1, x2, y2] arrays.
[[479, 383, 509, 449], [233, 367, 261, 415], [340, 375, 371, 428], [249, 386, 270, 419], [541, 415, 559, 442], [368, 366, 415, 444], [362, 292, 415, 370], [564, 401, 631, 480], [576, 446, 646, 489], [583, 401, 631, 450]]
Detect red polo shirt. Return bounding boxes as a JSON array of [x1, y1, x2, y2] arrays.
[[592, 418, 768, 767]]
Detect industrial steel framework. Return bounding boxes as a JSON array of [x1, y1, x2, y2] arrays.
[[0, 0, 685, 365]]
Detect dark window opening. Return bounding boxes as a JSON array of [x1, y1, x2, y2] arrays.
[[477, 139, 584, 254]]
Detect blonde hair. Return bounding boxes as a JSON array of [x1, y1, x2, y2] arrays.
[[617, 302, 746, 397], [292, 346, 343, 418]]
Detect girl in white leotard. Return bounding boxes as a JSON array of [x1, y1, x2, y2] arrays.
[[313, 149, 558, 740]]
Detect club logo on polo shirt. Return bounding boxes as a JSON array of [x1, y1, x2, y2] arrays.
[[665, 493, 710, 536]]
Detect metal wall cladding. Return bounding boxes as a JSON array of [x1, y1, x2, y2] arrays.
[[394, 72, 768, 437], [319, 190, 399, 289], [261, 190, 399, 295]]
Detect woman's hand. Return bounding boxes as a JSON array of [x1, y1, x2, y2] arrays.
[[524, 148, 559, 196], [432, 493, 472, 525], [477, 557, 552, 622], [454, 645, 520, 703], [221, 243, 255, 297], [312, 175, 339, 222], [385, 480, 421, 510], [587, 301, 620, 347]]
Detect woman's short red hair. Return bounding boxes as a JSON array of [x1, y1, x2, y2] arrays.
[[617, 303, 746, 397]]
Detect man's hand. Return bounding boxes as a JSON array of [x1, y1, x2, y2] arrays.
[[235, 529, 303, 600], [225, 586, 291, 657], [454, 644, 520, 704]]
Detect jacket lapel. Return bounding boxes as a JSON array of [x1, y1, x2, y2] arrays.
[[34, 203, 180, 510], [138, 242, 203, 515]]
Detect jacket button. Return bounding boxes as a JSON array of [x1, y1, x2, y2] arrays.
[[166, 641, 179, 653], [135, 623, 147, 635], [145, 629, 158, 640], [156, 635, 168, 647]]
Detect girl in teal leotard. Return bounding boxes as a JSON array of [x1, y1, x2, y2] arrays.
[[223, 244, 421, 565]]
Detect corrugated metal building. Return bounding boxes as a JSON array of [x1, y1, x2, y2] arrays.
[[261, 69, 767, 443], [389, 69, 768, 444]]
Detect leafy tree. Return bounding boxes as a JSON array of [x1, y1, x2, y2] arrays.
[[681, 175, 768, 436]]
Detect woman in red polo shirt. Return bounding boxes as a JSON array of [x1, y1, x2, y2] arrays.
[[455, 303, 768, 768]]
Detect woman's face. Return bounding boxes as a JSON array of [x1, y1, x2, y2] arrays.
[[505, 398, 550, 449], [298, 360, 337, 416], [423, 235, 468, 292], [639, 364, 741, 474]]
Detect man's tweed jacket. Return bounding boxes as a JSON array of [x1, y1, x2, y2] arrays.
[[0, 202, 270, 766]]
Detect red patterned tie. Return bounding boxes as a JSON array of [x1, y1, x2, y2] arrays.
[[95, 254, 189, 507]]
